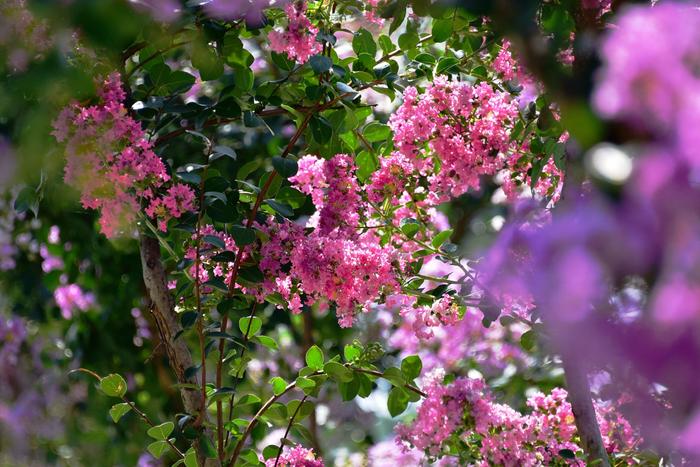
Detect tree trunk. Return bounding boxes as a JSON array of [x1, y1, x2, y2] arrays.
[[139, 234, 221, 466], [561, 354, 610, 466]]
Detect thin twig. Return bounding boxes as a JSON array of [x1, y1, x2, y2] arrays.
[[70, 368, 185, 457], [273, 395, 309, 467]]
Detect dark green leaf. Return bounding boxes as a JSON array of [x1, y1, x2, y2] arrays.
[[231, 225, 256, 246], [272, 156, 299, 178], [309, 55, 332, 74], [432, 18, 454, 42], [401, 355, 422, 380], [352, 28, 377, 57], [387, 386, 410, 417]]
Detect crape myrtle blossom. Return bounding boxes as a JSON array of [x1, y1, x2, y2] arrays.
[[396, 368, 639, 465], [388, 76, 563, 205], [258, 215, 402, 327], [54, 284, 95, 319], [52, 73, 196, 237], [264, 445, 324, 466], [268, 2, 321, 64]]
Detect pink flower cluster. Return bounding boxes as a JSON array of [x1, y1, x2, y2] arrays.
[[390, 295, 462, 340], [259, 217, 401, 327], [185, 225, 241, 288], [52, 73, 195, 237], [388, 76, 520, 204], [264, 445, 323, 467], [396, 369, 640, 465], [54, 284, 95, 320], [492, 41, 517, 82], [362, 0, 384, 26], [257, 154, 408, 327], [268, 2, 321, 64]]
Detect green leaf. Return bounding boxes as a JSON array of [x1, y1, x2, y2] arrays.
[[431, 229, 453, 248], [378, 35, 395, 55], [166, 71, 196, 94], [207, 199, 238, 223], [254, 335, 278, 351], [323, 361, 354, 382], [339, 377, 360, 401], [231, 225, 256, 246], [352, 28, 377, 57], [210, 145, 237, 161], [295, 376, 316, 389], [310, 116, 333, 144], [414, 53, 436, 65], [401, 355, 422, 380], [398, 31, 419, 50], [184, 448, 198, 467], [270, 376, 288, 396], [271, 52, 295, 71], [147, 422, 174, 440], [236, 393, 262, 407], [344, 344, 361, 362], [109, 403, 132, 423], [382, 367, 406, 387], [357, 373, 373, 398], [238, 316, 262, 336], [231, 64, 253, 92], [262, 445, 281, 460], [309, 54, 332, 74], [363, 122, 391, 143], [355, 151, 378, 183], [436, 56, 460, 75], [520, 330, 537, 351], [432, 18, 454, 42], [387, 386, 410, 417], [400, 218, 420, 238], [559, 449, 576, 459], [272, 156, 299, 178], [192, 41, 224, 81], [211, 251, 237, 262], [264, 199, 294, 217], [305, 345, 324, 371], [276, 187, 306, 209], [147, 440, 170, 459], [203, 235, 226, 250], [200, 435, 217, 458], [100, 374, 127, 398]]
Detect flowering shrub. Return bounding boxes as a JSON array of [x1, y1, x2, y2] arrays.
[[2, 0, 697, 466]]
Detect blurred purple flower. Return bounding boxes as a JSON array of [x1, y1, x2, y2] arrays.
[[202, 0, 274, 26], [54, 283, 95, 319]]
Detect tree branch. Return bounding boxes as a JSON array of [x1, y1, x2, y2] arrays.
[[138, 233, 216, 465]]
